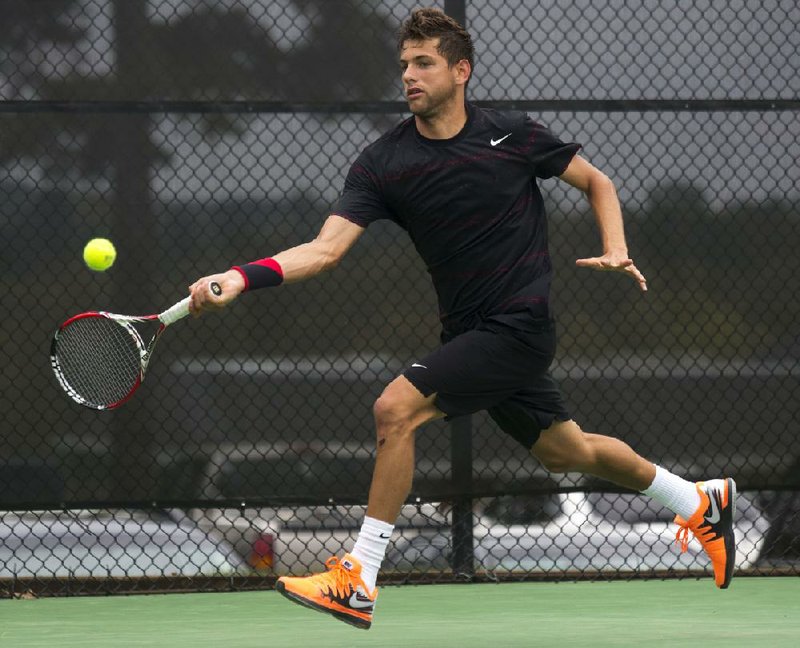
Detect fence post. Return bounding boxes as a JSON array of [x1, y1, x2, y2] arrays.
[[449, 415, 474, 578], [444, 0, 466, 27], [443, 0, 474, 582]]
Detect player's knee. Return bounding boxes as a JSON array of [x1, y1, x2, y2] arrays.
[[373, 391, 413, 435], [373, 376, 441, 442]]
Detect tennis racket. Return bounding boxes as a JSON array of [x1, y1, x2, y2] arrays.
[[51, 282, 222, 410]]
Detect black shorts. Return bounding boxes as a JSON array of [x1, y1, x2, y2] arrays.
[[403, 314, 571, 449]]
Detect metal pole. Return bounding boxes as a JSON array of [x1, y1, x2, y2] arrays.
[[443, 0, 474, 579], [444, 0, 467, 27], [449, 415, 474, 578]]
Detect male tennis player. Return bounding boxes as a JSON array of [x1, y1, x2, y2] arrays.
[[189, 8, 736, 630]]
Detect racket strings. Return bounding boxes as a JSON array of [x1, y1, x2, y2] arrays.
[[54, 316, 143, 408]]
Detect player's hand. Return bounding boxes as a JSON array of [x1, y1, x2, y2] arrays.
[[575, 252, 648, 292], [188, 269, 245, 316]]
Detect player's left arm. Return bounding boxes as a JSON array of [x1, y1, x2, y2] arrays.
[[558, 155, 647, 292]]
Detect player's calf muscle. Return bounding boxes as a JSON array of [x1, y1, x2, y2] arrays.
[[534, 424, 615, 473], [532, 420, 588, 472], [534, 428, 655, 490], [533, 445, 588, 473]]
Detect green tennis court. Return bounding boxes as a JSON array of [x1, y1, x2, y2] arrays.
[[2, 578, 798, 647]]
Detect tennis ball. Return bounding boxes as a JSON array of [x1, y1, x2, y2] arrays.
[[83, 238, 116, 272]]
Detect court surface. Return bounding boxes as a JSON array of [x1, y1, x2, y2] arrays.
[[1, 577, 798, 647]]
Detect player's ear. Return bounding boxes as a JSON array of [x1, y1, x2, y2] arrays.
[[454, 58, 471, 86]]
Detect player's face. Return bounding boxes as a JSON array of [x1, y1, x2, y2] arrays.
[[400, 38, 464, 118]]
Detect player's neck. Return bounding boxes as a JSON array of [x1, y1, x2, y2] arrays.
[[414, 99, 468, 140]]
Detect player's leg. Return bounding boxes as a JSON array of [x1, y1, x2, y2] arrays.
[[347, 376, 444, 593], [276, 324, 548, 627], [366, 375, 445, 522], [531, 419, 737, 588], [276, 375, 443, 629], [531, 419, 657, 490]]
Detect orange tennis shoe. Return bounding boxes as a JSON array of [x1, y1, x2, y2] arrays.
[[276, 554, 377, 629], [674, 478, 737, 588]]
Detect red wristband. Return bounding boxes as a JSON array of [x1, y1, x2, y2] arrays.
[[232, 258, 284, 291]]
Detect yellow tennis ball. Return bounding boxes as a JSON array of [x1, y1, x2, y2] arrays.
[[83, 238, 116, 272]]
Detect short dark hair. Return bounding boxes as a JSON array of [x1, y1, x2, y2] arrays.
[[397, 7, 474, 72]]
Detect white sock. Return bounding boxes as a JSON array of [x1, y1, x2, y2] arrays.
[[641, 464, 702, 520], [350, 516, 393, 592]]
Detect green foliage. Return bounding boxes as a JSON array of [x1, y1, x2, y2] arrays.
[[0, 1, 398, 171]]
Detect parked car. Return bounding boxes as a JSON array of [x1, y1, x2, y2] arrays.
[[387, 490, 770, 577], [176, 439, 555, 575], [0, 508, 246, 579]]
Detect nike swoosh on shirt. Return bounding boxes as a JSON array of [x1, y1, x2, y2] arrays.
[[490, 133, 512, 146], [411, 363, 428, 369]]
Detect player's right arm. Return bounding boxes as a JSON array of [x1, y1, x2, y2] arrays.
[[188, 214, 365, 315], [273, 214, 365, 283]]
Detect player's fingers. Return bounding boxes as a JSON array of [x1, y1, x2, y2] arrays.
[[188, 278, 215, 316], [188, 284, 203, 317], [628, 265, 648, 291], [576, 257, 632, 270], [575, 257, 602, 268]]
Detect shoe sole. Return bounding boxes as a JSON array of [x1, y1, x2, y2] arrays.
[[275, 579, 372, 630], [720, 477, 737, 589]]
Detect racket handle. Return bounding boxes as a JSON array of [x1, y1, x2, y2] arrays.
[[159, 281, 223, 325], [160, 297, 191, 325]]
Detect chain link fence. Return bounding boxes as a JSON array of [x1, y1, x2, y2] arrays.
[[1, 0, 798, 596]]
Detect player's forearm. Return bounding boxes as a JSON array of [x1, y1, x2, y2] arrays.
[[586, 173, 628, 255], [221, 215, 362, 295], [190, 227, 347, 313], [272, 239, 342, 284]]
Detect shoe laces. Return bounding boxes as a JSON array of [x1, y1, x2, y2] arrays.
[[675, 523, 691, 553], [675, 485, 713, 553], [320, 556, 353, 598]]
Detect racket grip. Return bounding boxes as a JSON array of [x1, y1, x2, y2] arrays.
[[159, 282, 223, 325], [159, 297, 191, 325]]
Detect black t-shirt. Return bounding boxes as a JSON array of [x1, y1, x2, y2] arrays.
[[334, 103, 581, 339]]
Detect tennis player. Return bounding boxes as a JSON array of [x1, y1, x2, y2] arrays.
[[189, 8, 737, 630]]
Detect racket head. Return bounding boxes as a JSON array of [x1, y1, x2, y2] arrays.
[[51, 312, 147, 410]]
